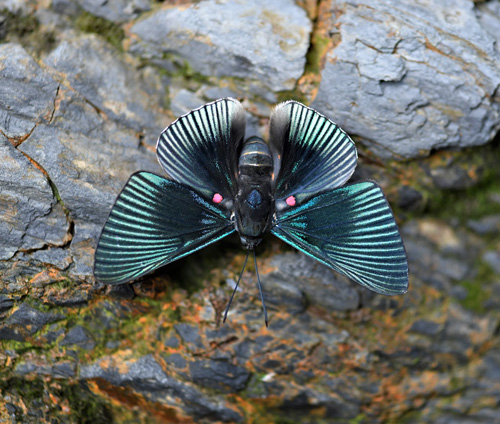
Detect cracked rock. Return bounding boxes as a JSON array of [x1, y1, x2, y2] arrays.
[[43, 33, 165, 146], [129, 0, 311, 91], [0, 135, 69, 260], [312, 0, 500, 159], [0, 43, 59, 141]]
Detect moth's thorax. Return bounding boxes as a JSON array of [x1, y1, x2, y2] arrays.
[[234, 137, 274, 248]]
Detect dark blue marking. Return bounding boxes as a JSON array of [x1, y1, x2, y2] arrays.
[[247, 189, 262, 208]]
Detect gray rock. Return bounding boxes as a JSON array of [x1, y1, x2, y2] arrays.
[[129, 0, 311, 91], [312, 0, 500, 159], [189, 360, 251, 393], [265, 253, 360, 312], [409, 319, 442, 337], [0, 137, 68, 260], [61, 325, 95, 350], [170, 89, 204, 118], [75, 0, 151, 23], [52, 361, 77, 378], [174, 323, 205, 351], [0, 43, 59, 141], [483, 250, 500, 275], [18, 246, 72, 271], [0, 295, 15, 313], [81, 354, 243, 422], [477, 0, 500, 54], [467, 215, 500, 235], [0, 303, 60, 340], [19, 123, 157, 223], [43, 34, 165, 145]]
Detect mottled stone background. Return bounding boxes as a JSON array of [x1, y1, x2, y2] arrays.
[[1, 0, 500, 422]]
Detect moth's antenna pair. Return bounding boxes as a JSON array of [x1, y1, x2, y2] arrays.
[[223, 249, 268, 327]]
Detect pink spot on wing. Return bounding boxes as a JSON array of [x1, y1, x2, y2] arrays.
[[286, 196, 296, 207], [213, 193, 223, 203]]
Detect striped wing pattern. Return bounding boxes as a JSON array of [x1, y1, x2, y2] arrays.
[[272, 181, 408, 295], [270, 101, 358, 203], [156, 98, 246, 199], [94, 172, 234, 285]]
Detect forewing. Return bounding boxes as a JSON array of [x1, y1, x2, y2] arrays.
[[272, 181, 408, 295], [270, 101, 358, 204], [94, 172, 234, 285], [156, 98, 246, 199]]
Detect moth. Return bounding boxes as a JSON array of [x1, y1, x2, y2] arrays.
[[94, 98, 409, 325]]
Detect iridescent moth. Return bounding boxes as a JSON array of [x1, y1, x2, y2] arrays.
[[94, 99, 409, 325]]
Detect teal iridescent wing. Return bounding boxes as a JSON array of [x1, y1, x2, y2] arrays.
[[271, 181, 409, 295], [94, 172, 234, 285], [156, 97, 246, 199], [269, 101, 357, 204]]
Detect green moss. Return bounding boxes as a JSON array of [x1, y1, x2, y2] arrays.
[[426, 175, 500, 223], [60, 381, 115, 423], [276, 89, 309, 105], [176, 60, 210, 84], [304, 33, 330, 75], [459, 262, 494, 313], [75, 11, 125, 51], [349, 413, 368, 424], [0, 378, 114, 423], [1, 340, 34, 355]]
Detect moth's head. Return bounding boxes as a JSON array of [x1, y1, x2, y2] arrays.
[[239, 234, 263, 249]]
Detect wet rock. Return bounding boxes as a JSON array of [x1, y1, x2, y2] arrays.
[[312, 0, 500, 159], [189, 360, 251, 393], [265, 253, 360, 312], [61, 325, 95, 350], [129, 0, 311, 91]]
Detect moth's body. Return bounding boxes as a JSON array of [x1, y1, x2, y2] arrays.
[[234, 137, 274, 249]]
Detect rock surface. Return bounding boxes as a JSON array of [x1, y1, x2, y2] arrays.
[[0, 1, 500, 423], [129, 0, 312, 91], [312, 0, 500, 159]]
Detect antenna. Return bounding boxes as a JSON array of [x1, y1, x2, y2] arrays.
[[254, 248, 268, 327], [223, 250, 250, 324]]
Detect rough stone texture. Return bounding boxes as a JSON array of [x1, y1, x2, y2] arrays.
[[43, 33, 166, 146], [75, 0, 151, 23], [265, 253, 360, 312], [129, 0, 312, 91], [0, 43, 59, 141], [0, 136, 69, 260], [0, 1, 500, 423], [312, 0, 500, 159]]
